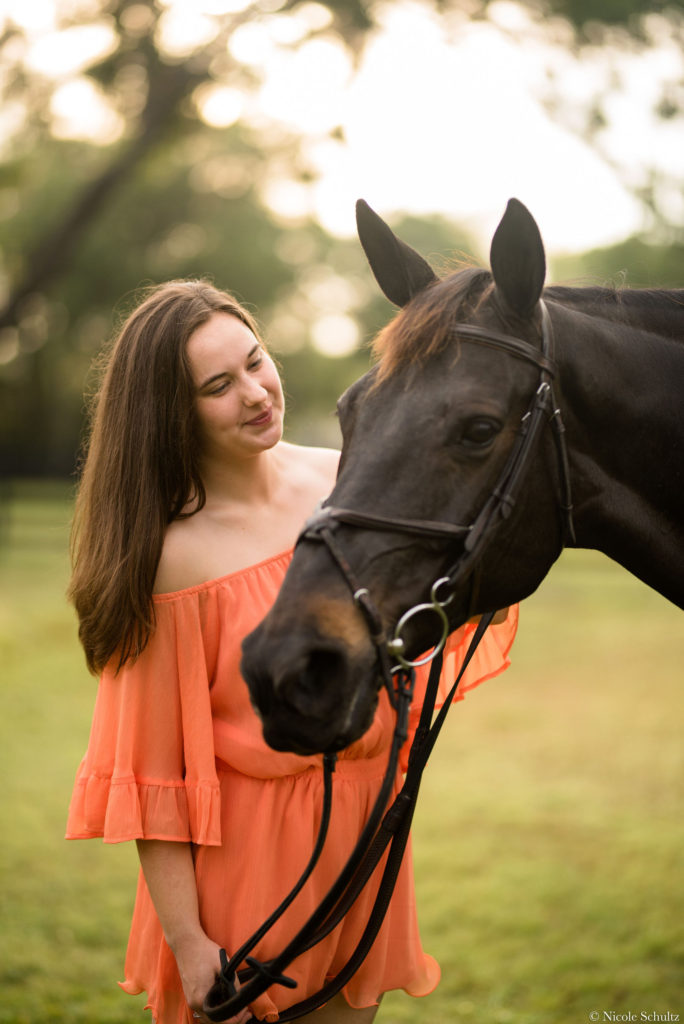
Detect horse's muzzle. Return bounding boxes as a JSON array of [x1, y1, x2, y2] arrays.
[[241, 626, 378, 755]]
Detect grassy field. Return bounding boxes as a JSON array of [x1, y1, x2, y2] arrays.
[[0, 481, 682, 1024]]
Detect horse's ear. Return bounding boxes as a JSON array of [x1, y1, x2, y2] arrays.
[[490, 198, 546, 318], [356, 199, 438, 307]]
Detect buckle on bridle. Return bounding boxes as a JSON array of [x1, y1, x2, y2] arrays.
[[388, 576, 453, 671]]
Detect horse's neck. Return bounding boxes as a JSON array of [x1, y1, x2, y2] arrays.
[[547, 287, 684, 340], [552, 293, 684, 608]]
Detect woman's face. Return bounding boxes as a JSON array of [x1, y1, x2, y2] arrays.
[[187, 312, 284, 463]]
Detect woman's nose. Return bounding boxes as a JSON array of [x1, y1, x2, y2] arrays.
[[241, 375, 268, 404]]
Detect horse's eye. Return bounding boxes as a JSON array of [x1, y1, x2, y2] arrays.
[[462, 418, 501, 447]]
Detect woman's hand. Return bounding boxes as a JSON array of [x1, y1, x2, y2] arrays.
[[135, 841, 252, 1022], [173, 931, 251, 1024]]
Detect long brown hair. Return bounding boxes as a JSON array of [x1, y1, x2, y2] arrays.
[[69, 280, 261, 674]]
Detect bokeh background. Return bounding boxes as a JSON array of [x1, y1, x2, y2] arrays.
[[1, 0, 684, 471], [0, 1, 682, 1022]]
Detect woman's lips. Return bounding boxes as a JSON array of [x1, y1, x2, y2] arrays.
[[244, 407, 273, 427]]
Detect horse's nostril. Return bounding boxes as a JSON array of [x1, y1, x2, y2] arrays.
[[279, 645, 348, 720]]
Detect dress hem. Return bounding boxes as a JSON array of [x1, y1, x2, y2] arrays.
[[117, 959, 442, 1023]]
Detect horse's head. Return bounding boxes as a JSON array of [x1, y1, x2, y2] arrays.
[[243, 198, 567, 754]]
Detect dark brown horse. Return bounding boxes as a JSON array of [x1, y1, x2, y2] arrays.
[[242, 198, 684, 755]]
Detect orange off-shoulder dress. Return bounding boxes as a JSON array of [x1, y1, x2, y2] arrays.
[[66, 549, 518, 1024]]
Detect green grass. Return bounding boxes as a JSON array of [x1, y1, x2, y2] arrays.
[[1, 482, 682, 1024]]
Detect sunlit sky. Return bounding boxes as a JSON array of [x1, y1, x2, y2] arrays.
[[3, 0, 684, 259]]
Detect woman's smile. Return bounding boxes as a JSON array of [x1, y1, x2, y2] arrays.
[[244, 407, 273, 428]]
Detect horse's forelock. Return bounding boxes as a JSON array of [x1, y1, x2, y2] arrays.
[[371, 267, 493, 381]]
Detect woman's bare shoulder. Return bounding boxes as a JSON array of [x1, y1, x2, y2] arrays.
[[153, 515, 221, 595], [154, 446, 340, 593], [280, 442, 340, 490]]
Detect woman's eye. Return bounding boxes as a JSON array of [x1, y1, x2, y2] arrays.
[[462, 418, 501, 447], [208, 380, 230, 395]]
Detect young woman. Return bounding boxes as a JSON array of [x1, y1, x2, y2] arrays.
[[66, 280, 518, 1024]]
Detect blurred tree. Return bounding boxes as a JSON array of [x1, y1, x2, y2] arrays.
[[0, 0, 378, 473], [0, 0, 681, 475], [540, 0, 672, 32], [0, 0, 484, 474], [1, 0, 680, 330]]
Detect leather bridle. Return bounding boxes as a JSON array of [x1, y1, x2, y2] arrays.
[[203, 301, 576, 1023], [302, 300, 576, 679]]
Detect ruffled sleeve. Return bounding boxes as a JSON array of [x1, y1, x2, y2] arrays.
[[66, 593, 221, 846], [402, 604, 519, 767]]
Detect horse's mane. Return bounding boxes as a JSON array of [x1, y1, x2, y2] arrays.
[[372, 266, 493, 379], [547, 285, 684, 346], [372, 272, 684, 378]]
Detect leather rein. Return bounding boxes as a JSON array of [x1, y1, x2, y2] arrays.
[[203, 301, 576, 1022]]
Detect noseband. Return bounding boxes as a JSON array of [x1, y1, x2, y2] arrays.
[[301, 299, 576, 681]]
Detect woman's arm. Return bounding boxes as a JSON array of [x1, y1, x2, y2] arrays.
[[136, 839, 249, 1024]]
